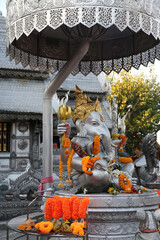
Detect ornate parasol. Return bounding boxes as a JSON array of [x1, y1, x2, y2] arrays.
[[6, 0, 160, 189]]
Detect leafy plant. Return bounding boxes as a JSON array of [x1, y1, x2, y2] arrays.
[[108, 68, 160, 155]]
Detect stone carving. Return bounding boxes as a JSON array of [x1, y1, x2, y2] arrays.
[[88, 222, 137, 235], [58, 86, 136, 192], [8, 164, 41, 196], [58, 191, 160, 239], [32, 130, 40, 169], [136, 209, 160, 240], [135, 134, 157, 186], [17, 139, 28, 150], [18, 122, 28, 133], [88, 211, 136, 221], [0, 201, 42, 221]]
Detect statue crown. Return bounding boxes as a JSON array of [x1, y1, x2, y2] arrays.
[[72, 85, 102, 123]]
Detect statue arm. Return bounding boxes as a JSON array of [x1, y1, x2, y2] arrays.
[[71, 152, 83, 172]]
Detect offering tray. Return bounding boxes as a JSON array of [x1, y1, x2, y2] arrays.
[[7, 212, 87, 239], [7, 193, 88, 240]]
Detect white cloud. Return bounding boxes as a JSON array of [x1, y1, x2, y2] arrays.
[[0, 0, 6, 16]]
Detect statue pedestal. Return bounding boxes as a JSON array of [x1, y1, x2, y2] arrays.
[[58, 191, 160, 240]]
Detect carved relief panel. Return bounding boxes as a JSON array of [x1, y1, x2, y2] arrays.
[[15, 122, 30, 155]]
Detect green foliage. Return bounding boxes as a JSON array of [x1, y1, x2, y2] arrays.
[[110, 69, 160, 155]]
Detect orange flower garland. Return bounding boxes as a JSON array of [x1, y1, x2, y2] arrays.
[[39, 221, 53, 233], [44, 198, 54, 221], [61, 197, 71, 221], [62, 137, 71, 148], [70, 195, 77, 216], [58, 155, 64, 187], [92, 136, 100, 155], [81, 156, 100, 175], [118, 134, 127, 152], [66, 148, 75, 183], [119, 174, 132, 193], [79, 197, 90, 219], [120, 157, 133, 164], [26, 226, 32, 230], [35, 222, 42, 229], [72, 195, 80, 220], [71, 222, 85, 236], [34, 195, 90, 235], [52, 195, 62, 220], [64, 149, 70, 155]]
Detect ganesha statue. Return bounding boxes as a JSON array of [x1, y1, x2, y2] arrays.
[[57, 86, 136, 193]]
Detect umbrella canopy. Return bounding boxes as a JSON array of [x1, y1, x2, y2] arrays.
[[6, 0, 160, 75]]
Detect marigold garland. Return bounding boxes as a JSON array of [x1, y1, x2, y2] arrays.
[[92, 136, 100, 155], [35, 196, 90, 235], [52, 195, 62, 220], [119, 174, 132, 193], [81, 156, 100, 175], [120, 157, 133, 164], [44, 198, 54, 221], [26, 226, 32, 230], [39, 221, 53, 234], [66, 148, 74, 183], [62, 137, 71, 148], [58, 155, 64, 187], [79, 197, 90, 219], [35, 222, 42, 229], [118, 134, 127, 152], [72, 195, 80, 220], [70, 195, 78, 216], [71, 222, 85, 236], [64, 149, 70, 155], [62, 197, 71, 221]]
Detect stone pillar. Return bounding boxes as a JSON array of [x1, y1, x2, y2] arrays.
[[32, 130, 40, 169]]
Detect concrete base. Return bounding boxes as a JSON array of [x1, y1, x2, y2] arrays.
[[57, 191, 160, 240]]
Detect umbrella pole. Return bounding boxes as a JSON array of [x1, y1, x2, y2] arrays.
[[42, 39, 90, 190]]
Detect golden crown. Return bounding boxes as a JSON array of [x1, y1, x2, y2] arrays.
[[72, 85, 102, 123]]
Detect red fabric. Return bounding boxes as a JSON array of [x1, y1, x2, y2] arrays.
[[71, 142, 87, 158], [38, 176, 53, 195], [141, 230, 157, 233]]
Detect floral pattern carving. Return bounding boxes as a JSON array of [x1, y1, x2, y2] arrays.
[[6, 0, 160, 75]]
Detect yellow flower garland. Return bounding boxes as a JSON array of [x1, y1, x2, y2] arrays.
[[58, 155, 64, 187], [71, 222, 85, 236], [66, 148, 75, 183], [39, 221, 53, 234], [119, 174, 132, 193], [81, 156, 100, 175], [62, 137, 71, 148], [118, 134, 127, 152], [92, 136, 100, 155]]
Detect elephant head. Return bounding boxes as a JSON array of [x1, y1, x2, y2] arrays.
[[75, 111, 113, 161]]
